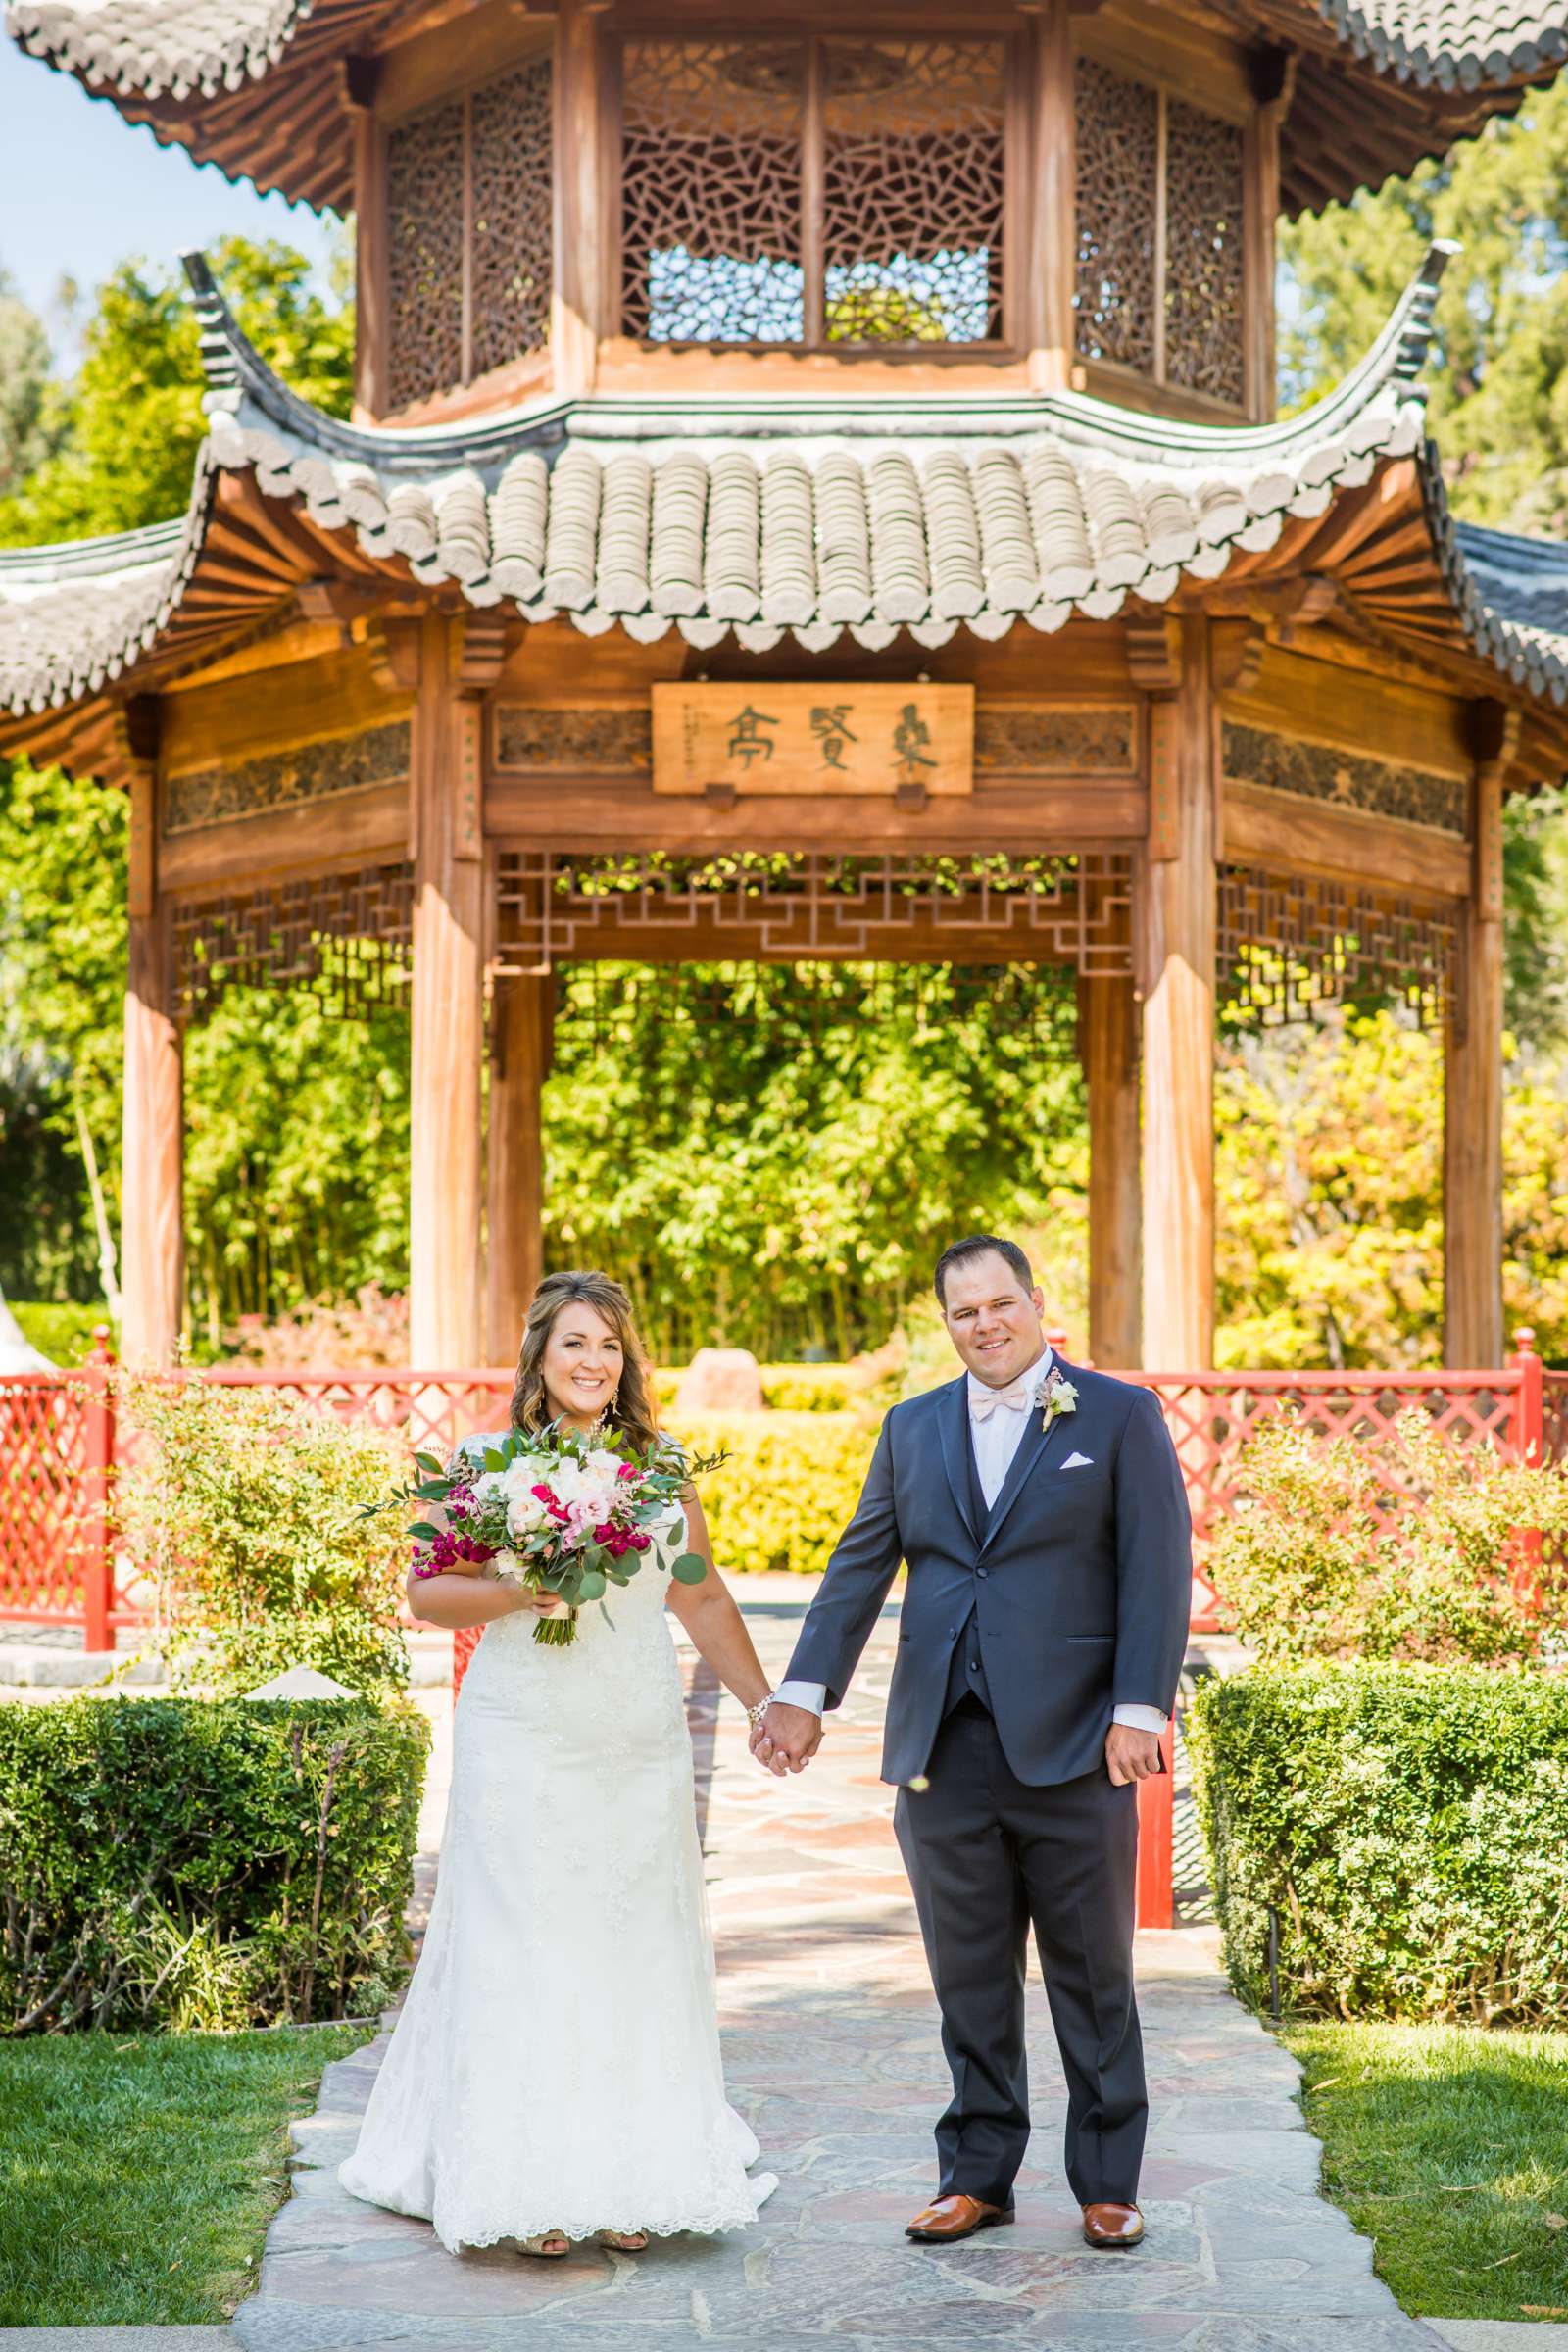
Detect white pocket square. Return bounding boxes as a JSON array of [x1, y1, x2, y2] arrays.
[[1060, 1451, 1094, 1469]]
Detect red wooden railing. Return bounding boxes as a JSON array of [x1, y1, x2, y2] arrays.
[[3, 1334, 1558, 1932]]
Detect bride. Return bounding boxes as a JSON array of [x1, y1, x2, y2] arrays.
[[339, 1269, 782, 2257]]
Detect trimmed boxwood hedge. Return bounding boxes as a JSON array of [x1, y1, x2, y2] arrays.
[[1189, 1663, 1568, 2027], [0, 1696, 427, 2034]]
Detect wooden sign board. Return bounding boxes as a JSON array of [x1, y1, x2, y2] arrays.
[[652, 683, 974, 798]]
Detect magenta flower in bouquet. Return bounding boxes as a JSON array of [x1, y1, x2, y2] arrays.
[[390, 1421, 722, 1646]]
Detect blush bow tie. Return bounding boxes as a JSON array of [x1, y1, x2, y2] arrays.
[[969, 1377, 1036, 1422]]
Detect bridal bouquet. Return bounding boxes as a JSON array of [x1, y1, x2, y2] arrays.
[[394, 1424, 719, 1646]]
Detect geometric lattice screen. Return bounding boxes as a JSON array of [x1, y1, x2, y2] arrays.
[[1218, 864, 1455, 1028], [620, 35, 1007, 347], [386, 54, 553, 411], [1074, 55, 1246, 410]]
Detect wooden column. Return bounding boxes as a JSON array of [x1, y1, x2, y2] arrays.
[[1242, 49, 1294, 424], [487, 971, 553, 1363], [1140, 621, 1217, 1370], [1025, 0, 1076, 393], [121, 760, 183, 1365], [1444, 706, 1515, 1368], [552, 0, 610, 398], [410, 614, 485, 1368], [1081, 966, 1142, 1367], [342, 57, 386, 421]]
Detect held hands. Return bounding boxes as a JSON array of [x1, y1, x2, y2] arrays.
[[750, 1700, 823, 1777], [1104, 1723, 1163, 1786]]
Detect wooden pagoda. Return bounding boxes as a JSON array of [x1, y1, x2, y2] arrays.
[[4, 0, 1568, 1373]]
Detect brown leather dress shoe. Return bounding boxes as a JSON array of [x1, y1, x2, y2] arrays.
[[906, 2194, 1013, 2242], [1082, 2200, 1145, 2248]]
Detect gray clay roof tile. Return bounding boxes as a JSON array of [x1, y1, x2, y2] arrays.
[[2, 243, 1566, 715]]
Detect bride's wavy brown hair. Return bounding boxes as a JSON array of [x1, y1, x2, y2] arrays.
[[508, 1270, 662, 1453]]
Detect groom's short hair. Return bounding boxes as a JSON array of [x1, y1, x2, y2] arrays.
[[934, 1234, 1034, 1307]]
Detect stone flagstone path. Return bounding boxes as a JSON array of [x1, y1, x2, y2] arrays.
[[236, 1602, 1446, 2351]]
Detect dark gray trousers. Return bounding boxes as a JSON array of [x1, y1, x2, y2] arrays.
[[893, 1696, 1146, 2210]]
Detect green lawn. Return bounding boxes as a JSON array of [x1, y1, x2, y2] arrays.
[[0, 2022, 374, 2325], [9, 1299, 115, 1364], [1285, 2020, 1568, 2323]]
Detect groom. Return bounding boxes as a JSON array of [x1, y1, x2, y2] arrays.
[[753, 1235, 1191, 2250]]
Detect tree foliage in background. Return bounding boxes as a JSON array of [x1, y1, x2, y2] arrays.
[[1280, 80, 1568, 533], [541, 965, 1087, 1361], [0, 268, 58, 501], [0, 238, 352, 547]]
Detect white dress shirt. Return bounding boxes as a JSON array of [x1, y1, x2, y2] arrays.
[[773, 1346, 1168, 1735]]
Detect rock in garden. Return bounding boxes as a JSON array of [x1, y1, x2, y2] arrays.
[[674, 1348, 766, 1413]]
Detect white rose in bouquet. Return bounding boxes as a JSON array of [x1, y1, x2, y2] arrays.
[[507, 1491, 551, 1539]]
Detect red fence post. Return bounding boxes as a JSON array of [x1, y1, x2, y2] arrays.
[[453, 1624, 481, 1696], [1509, 1326, 1544, 1609], [79, 1326, 117, 1652], [1136, 1720, 1176, 1931]]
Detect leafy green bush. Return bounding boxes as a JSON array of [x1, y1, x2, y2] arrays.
[[0, 1695, 426, 2034], [8, 1302, 114, 1365], [115, 1374, 411, 1697], [1208, 1407, 1568, 1664], [669, 1410, 877, 1574], [1190, 1663, 1568, 2027]]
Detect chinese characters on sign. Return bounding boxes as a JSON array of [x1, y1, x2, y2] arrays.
[[653, 683, 974, 798]]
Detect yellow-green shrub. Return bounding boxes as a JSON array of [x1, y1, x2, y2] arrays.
[[758, 1365, 857, 1412], [654, 1363, 858, 1413], [670, 1410, 878, 1574]]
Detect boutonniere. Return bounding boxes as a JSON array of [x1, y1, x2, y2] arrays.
[[1041, 1373, 1078, 1433]]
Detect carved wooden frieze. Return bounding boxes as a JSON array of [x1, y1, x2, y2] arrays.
[[1222, 720, 1466, 836], [974, 706, 1137, 777], [493, 706, 653, 775], [493, 701, 1136, 785], [163, 721, 412, 836]]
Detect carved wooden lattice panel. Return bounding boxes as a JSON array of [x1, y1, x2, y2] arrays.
[[495, 849, 1133, 972], [1073, 58, 1157, 376], [1218, 863, 1454, 1028], [471, 58, 554, 378], [386, 95, 466, 410], [172, 864, 415, 1022], [821, 39, 1004, 345], [620, 40, 805, 344], [1163, 98, 1245, 406]]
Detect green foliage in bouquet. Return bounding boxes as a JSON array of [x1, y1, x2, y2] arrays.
[[1207, 1406, 1568, 1666], [0, 1695, 425, 2033], [115, 1376, 411, 1698], [1190, 1664, 1568, 2026]]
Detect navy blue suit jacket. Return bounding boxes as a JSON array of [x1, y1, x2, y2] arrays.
[[783, 1360, 1192, 1788]]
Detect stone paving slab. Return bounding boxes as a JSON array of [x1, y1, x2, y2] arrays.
[[1424, 2328, 1568, 2349], [233, 1613, 1446, 2352]]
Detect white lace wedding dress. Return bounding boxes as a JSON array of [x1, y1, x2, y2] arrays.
[[338, 1477, 775, 2251]]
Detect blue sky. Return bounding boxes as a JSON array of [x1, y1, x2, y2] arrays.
[[0, 34, 343, 357]]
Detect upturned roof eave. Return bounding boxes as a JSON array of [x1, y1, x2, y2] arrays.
[[3, 245, 1567, 726]]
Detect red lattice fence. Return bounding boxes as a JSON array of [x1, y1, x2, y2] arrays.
[[0, 1336, 1551, 1648]]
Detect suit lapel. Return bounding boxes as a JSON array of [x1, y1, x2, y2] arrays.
[[936, 1375, 980, 1547], [978, 1355, 1078, 1555]]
